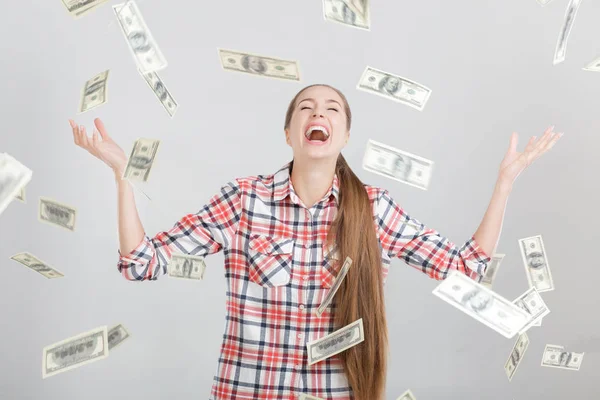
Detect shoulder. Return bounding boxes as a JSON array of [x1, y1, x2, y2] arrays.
[[228, 171, 278, 197], [362, 183, 389, 204]]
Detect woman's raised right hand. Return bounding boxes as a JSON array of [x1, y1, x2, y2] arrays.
[[70, 118, 128, 177]]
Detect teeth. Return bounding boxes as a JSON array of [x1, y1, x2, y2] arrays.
[[304, 125, 330, 139]]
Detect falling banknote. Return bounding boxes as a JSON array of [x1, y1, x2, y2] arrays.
[[504, 333, 529, 381], [14, 186, 25, 203], [480, 253, 505, 288], [42, 326, 109, 378], [0, 153, 32, 216], [536, 0, 555, 5], [218, 49, 301, 81], [541, 344, 584, 371], [113, 1, 167, 73], [512, 287, 550, 335], [553, 0, 583, 65], [316, 256, 352, 316], [298, 395, 325, 400], [139, 69, 178, 117], [168, 254, 207, 280], [357, 66, 432, 111], [363, 139, 433, 190], [123, 138, 161, 182], [582, 56, 600, 72], [107, 324, 130, 351], [396, 389, 417, 400], [432, 270, 531, 339], [519, 235, 554, 292], [307, 318, 364, 365], [39, 197, 77, 231], [61, 0, 109, 18], [322, 0, 370, 31], [10, 252, 64, 279], [78, 70, 109, 114]]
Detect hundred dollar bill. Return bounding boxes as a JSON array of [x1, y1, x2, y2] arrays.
[[512, 287, 550, 335], [553, 0, 583, 65], [363, 139, 433, 190], [432, 270, 531, 339], [123, 138, 161, 182], [10, 252, 64, 279], [357, 66, 432, 111], [519, 235, 554, 292], [298, 395, 324, 400], [139, 70, 178, 117], [107, 324, 130, 351], [480, 253, 505, 288], [14, 186, 25, 203], [504, 333, 529, 381], [78, 70, 109, 114], [307, 318, 364, 365], [168, 254, 206, 280], [316, 256, 352, 316], [61, 0, 109, 18], [42, 326, 109, 378], [0, 153, 32, 216], [113, 1, 167, 73], [322, 0, 369, 31], [582, 56, 600, 71], [396, 389, 417, 400], [541, 344, 584, 371], [218, 49, 301, 81], [39, 197, 77, 231]]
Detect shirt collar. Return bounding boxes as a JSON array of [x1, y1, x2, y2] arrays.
[[273, 160, 340, 205]]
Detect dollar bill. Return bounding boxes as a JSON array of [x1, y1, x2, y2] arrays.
[[139, 70, 178, 117], [536, 0, 555, 5], [14, 186, 25, 203], [363, 139, 433, 190], [42, 326, 109, 378], [532, 317, 542, 327], [168, 254, 206, 280], [519, 235, 554, 293], [307, 318, 364, 365], [553, 0, 583, 65], [432, 270, 531, 339], [316, 256, 352, 316], [357, 66, 432, 111], [480, 253, 505, 288], [298, 395, 324, 400], [113, 1, 167, 73], [541, 344, 584, 371], [504, 333, 529, 381], [218, 49, 301, 81], [123, 138, 161, 182], [322, 0, 369, 30], [10, 252, 64, 279], [61, 0, 109, 18], [107, 324, 130, 350], [512, 287, 550, 335], [396, 389, 417, 400], [39, 197, 77, 231], [582, 56, 600, 71], [345, 0, 370, 21], [78, 70, 109, 114], [0, 153, 32, 216]]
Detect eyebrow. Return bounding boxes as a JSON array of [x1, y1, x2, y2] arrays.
[[298, 98, 342, 107]]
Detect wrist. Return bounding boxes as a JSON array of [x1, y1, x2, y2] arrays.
[[495, 175, 513, 194]]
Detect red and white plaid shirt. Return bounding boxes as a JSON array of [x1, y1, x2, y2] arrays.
[[118, 161, 491, 400]]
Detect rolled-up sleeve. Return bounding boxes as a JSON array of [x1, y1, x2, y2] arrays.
[[375, 189, 491, 281], [117, 180, 242, 281]]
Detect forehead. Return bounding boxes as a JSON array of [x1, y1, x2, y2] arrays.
[[297, 86, 344, 104]]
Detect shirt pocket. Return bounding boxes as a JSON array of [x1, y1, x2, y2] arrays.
[[247, 234, 294, 287], [321, 242, 393, 288]]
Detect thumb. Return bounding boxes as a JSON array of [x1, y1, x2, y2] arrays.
[[94, 118, 110, 140], [508, 132, 518, 152]]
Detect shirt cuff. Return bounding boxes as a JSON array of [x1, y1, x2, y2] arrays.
[[461, 236, 492, 278], [117, 234, 153, 268]]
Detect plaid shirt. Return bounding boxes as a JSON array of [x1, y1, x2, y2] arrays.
[[118, 161, 491, 400]]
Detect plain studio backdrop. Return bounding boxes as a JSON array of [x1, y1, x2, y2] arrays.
[[1, 0, 599, 399]]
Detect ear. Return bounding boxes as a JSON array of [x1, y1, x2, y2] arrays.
[[285, 129, 291, 146], [345, 130, 350, 145]]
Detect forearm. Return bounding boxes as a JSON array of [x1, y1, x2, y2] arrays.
[[473, 177, 513, 257], [115, 173, 146, 255]]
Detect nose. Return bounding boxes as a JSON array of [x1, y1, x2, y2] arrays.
[[312, 111, 324, 118]]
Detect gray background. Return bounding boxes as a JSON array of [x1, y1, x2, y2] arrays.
[[1, 0, 598, 399]]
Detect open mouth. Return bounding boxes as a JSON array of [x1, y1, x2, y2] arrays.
[[304, 125, 330, 144]]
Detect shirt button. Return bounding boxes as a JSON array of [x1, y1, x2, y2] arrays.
[[299, 304, 305, 310], [295, 364, 301, 370], [302, 275, 309, 280], [304, 243, 310, 249], [297, 333, 304, 339]]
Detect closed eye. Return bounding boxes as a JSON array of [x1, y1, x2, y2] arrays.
[[300, 106, 311, 110], [328, 108, 339, 112]]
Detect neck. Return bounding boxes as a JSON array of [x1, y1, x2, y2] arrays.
[[290, 156, 337, 208]]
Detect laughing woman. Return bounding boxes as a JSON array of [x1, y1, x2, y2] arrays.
[[69, 84, 561, 400]]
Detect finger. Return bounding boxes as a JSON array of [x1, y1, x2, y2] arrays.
[[70, 120, 80, 145], [523, 136, 536, 153], [92, 127, 100, 148], [94, 118, 110, 141], [79, 125, 90, 148], [509, 132, 519, 152], [541, 132, 562, 153]]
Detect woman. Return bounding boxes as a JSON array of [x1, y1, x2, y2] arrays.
[[68, 84, 561, 400]]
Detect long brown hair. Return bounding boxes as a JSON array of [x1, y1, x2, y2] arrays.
[[284, 84, 388, 400]]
